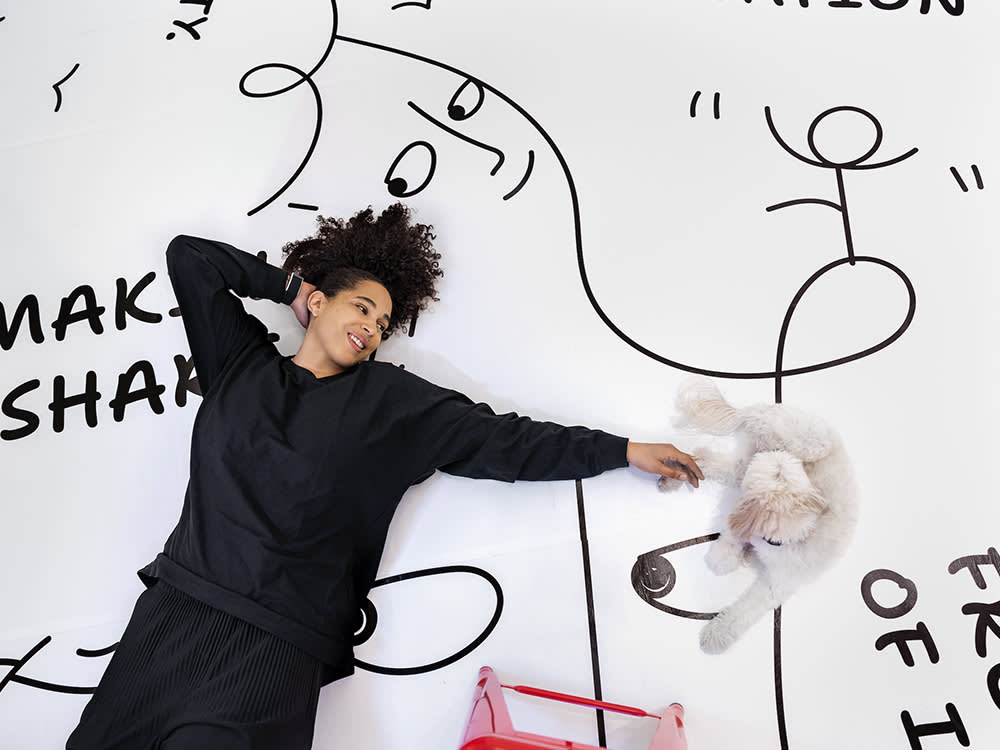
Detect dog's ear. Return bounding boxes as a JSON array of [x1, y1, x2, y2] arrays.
[[727, 496, 778, 542], [727, 490, 826, 543]]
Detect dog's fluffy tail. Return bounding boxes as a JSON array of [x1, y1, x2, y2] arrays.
[[675, 376, 745, 436]]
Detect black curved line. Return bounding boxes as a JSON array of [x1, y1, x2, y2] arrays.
[[353, 565, 503, 675], [407, 100, 505, 175], [0, 637, 50, 694], [972, 164, 984, 189], [384, 140, 438, 197], [848, 147, 919, 171], [76, 643, 118, 658], [689, 91, 701, 118], [713, 91, 721, 120], [764, 106, 825, 168], [339, 36, 917, 383], [240, 1, 338, 216], [391, 0, 432, 8], [630, 534, 721, 620], [807, 106, 883, 168], [502, 150, 534, 200], [0, 671, 97, 695], [773, 256, 916, 403], [52, 62, 80, 113], [241, 64, 323, 216], [766, 198, 841, 213], [448, 78, 485, 121]]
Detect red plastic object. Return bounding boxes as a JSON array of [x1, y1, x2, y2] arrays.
[[458, 666, 688, 750]]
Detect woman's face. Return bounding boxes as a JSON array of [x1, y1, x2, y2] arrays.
[[308, 279, 393, 371]]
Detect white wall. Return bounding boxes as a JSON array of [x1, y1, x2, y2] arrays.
[[1, 1, 997, 748]]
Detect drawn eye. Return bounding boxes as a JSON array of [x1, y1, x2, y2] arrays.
[[384, 140, 437, 197], [630, 534, 720, 621], [447, 78, 485, 121]]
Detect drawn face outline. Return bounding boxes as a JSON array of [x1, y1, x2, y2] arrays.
[[384, 77, 535, 202]]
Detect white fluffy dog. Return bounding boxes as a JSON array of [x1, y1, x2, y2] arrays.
[[658, 377, 860, 654]]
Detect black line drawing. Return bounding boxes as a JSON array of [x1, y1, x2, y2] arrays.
[[384, 140, 438, 197], [0, 636, 115, 696], [448, 79, 485, 120], [407, 100, 505, 175], [950, 164, 983, 192], [502, 150, 534, 200], [575, 480, 607, 746], [166, 17, 209, 40], [391, 0, 433, 9], [690, 90, 721, 119], [352, 565, 503, 675], [288, 202, 320, 211], [238, 2, 338, 216], [52, 63, 80, 113], [631, 535, 721, 619], [763, 104, 918, 402]]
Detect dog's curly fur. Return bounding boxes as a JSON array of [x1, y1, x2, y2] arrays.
[[659, 377, 860, 654]]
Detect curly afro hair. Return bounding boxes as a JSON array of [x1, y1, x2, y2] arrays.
[[280, 203, 442, 338]]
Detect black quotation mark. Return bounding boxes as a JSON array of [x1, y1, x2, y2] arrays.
[[690, 91, 721, 119], [950, 165, 984, 192]]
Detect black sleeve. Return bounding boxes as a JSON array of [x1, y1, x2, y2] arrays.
[[405, 379, 629, 483], [165, 234, 302, 397]]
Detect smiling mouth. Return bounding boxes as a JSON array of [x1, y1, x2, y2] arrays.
[[348, 333, 366, 352]]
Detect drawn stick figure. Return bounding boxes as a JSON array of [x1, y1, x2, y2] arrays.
[[763, 105, 919, 403]]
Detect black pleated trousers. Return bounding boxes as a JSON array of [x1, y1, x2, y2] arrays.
[[66, 581, 324, 750]]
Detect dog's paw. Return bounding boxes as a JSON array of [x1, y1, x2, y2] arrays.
[[699, 614, 739, 655], [657, 475, 686, 493], [705, 538, 746, 575]]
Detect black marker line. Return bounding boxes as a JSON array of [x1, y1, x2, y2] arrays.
[[834, 168, 855, 263], [576, 479, 606, 748], [631, 534, 721, 619], [340, 35, 917, 381], [950, 167, 968, 192], [76, 643, 118, 658], [288, 202, 319, 211], [391, 0, 432, 8], [713, 91, 721, 120], [385, 140, 438, 197], [766, 198, 841, 212], [0, 637, 97, 694], [689, 91, 701, 118], [765, 107, 825, 168], [849, 147, 919, 171], [0, 637, 49, 694], [242, 0, 338, 216], [242, 64, 323, 216], [448, 78, 485, 121], [502, 150, 534, 200], [406, 100, 505, 175], [408, 309, 418, 337], [353, 565, 503, 675], [774, 607, 788, 750], [773, 255, 916, 403], [52, 63, 80, 113], [972, 164, 984, 189]]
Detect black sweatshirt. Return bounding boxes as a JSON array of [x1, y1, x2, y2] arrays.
[[139, 235, 629, 683]]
